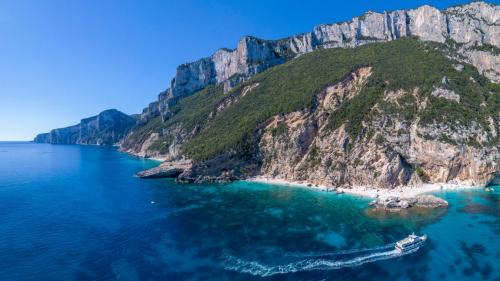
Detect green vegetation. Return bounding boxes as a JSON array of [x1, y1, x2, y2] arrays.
[[326, 79, 385, 137], [377, 92, 418, 121], [271, 122, 288, 137], [121, 116, 162, 150], [415, 167, 430, 183], [183, 41, 382, 159], [324, 38, 498, 147], [165, 84, 225, 131], [122, 85, 225, 153], [472, 43, 500, 55], [136, 37, 498, 160], [375, 135, 385, 146], [148, 135, 173, 154], [307, 144, 321, 167], [418, 61, 496, 130]]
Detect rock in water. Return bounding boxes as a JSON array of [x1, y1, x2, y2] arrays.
[[372, 195, 448, 210], [136, 166, 184, 179], [414, 195, 449, 208], [136, 160, 192, 179]]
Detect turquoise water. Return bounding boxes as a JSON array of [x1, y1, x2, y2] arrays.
[[0, 142, 498, 280]]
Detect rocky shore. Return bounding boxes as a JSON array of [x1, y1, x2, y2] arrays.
[[136, 160, 192, 179], [135, 162, 494, 210]]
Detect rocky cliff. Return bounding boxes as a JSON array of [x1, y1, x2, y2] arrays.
[[34, 124, 80, 144], [39, 1, 495, 189], [257, 66, 497, 188], [34, 109, 137, 145], [138, 1, 499, 125], [125, 34, 499, 189]]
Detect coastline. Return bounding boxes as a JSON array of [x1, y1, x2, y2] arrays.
[[246, 176, 483, 199], [147, 157, 167, 162], [119, 149, 490, 199], [119, 148, 167, 162]]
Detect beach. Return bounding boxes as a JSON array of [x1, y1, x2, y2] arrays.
[[246, 176, 483, 199]]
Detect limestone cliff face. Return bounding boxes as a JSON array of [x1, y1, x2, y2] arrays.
[[34, 109, 137, 145], [258, 68, 498, 188], [121, 123, 189, 161], [132, 61, 499, 187], [34, 124, 80, 145], [119, 2, 499, 188], [138, 2, 500, 124]]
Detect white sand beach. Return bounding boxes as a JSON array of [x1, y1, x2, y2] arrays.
[[246, 176, 483, 199], [148, 157, 167, 162]]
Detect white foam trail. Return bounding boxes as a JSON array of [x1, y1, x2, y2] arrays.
[[285, 243, 395, 258], [223, 246, 420, 277]]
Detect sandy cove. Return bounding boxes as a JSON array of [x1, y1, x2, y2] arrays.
[[148, 157, 167, 162], [246, 176, 483, 199]]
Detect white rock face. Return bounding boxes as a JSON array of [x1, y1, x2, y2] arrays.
[[447, 2, 500, 46], [140, 2, 499, 122], [170, 36, 288, 99], [431, 88, 460, 102], [463, 49, 500, 82], [408, 5, 448, 42]]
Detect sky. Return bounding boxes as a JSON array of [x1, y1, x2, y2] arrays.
[[0, 0, 498, 140]]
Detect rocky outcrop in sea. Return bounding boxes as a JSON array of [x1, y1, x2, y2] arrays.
[[136, 160, 192, 179]]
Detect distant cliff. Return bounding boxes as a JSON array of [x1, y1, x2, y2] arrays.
[[34, 109, 137, 145]]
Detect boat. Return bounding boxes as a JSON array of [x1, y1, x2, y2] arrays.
[[395, 233, 427, 253]]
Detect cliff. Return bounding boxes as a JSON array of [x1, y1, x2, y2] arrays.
[[34, 109, 137, 145], [137, 2, 499, 125], [34, 124, 80, 144], [125, 36, 499, 188], [37, 2, 499, 189]]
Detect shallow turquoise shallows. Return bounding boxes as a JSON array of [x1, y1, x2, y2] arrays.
[[0, 142, 498, 280]]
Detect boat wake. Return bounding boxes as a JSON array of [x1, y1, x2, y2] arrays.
[[284, 243, 395, 258], [223, 245, 420, 277]]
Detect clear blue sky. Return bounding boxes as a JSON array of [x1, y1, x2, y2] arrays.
[[1, 0, 497, 140]]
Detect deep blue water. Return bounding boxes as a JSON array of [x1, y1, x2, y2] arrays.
[[0, 142, 498, 281]]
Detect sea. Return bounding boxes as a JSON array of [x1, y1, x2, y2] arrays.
[[0, 142, 498, 281]]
